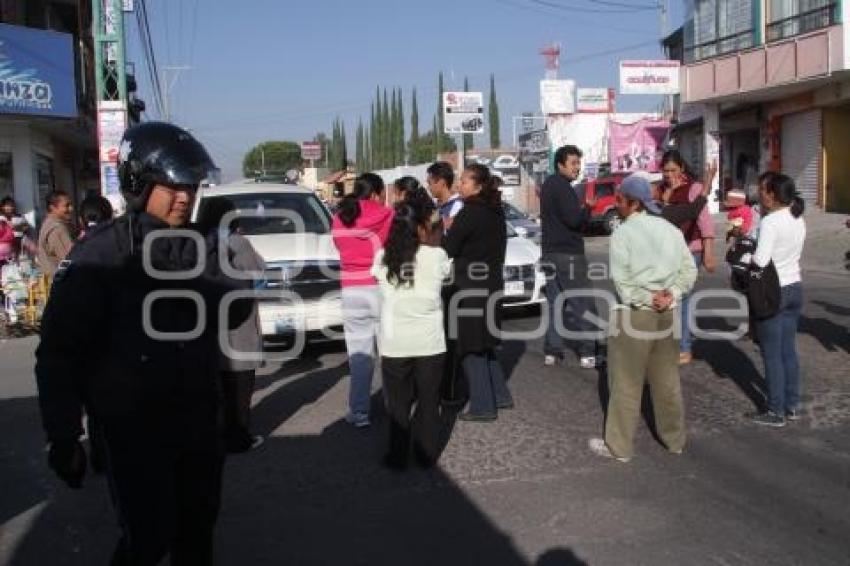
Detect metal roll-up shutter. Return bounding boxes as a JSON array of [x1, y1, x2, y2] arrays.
[[781, 110, 821, 204]]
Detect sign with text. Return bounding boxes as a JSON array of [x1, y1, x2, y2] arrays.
[[577, 88, 615, 113], [0, 23, 76, 117], [540, 80, 576, 115], [301, 141, 322, 161], [98, 102, 127, 162], [443, 91, 484, 134], [619, 60, 680, 95]]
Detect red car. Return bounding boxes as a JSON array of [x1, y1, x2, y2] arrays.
[[574, 173, 630, 235]]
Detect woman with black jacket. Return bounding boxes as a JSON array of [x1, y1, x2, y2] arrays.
[[443, 163, 514, 421]]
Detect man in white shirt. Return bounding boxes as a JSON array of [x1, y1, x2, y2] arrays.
[[427, 161, 462, 232]]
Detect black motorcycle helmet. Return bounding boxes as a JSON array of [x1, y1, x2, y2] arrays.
[[117, 122, 218, 211]]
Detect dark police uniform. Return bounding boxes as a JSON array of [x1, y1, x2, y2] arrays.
[[35, 121, 248, 566]]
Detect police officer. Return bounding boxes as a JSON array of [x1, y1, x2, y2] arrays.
[[35, 122, 249, 565]]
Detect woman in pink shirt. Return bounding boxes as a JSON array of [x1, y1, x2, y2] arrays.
[[331, 173, 394, 428], [660, 150, 716, 365]]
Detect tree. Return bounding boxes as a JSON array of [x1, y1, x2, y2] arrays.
[[489, 73, 501, 149], [390, 89, 399, 166], [355, 119, 365, 173], [340, 121, 348, 170], [381, 88, 390, 168], [397, 87, 405, 165], [408, 125, 457, 165], [436, 71, 445, 155], [312, 132, 329, 168], [370, 100, 377, 170], [364, 127, 372, 171], [409, 88, 420, 163], [242, 141, 302, 177], [463, 76, 474, 151]]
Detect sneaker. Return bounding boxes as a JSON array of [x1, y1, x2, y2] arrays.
[[785, 408, 802, 422], [544, 355, 558, 367], [580, 356, 597, 370], [588, 438, 631, 462], [345, 412, 371, 428], [751, 411, 786, 428]]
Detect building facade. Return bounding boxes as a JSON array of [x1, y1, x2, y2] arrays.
[[673, 0, 850, 213]]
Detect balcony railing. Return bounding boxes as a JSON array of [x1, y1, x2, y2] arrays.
[[766, 3, 838, 43], [684, 28, 755, 63]]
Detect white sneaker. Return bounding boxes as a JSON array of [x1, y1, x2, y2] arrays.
[[580, 356, 597, 370], [544, 355, 557, 367], [588, 438, 631, 462]]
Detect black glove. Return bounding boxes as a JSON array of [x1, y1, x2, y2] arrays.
[[47, 439, 87, 489]]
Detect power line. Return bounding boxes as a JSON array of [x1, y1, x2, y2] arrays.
[[135, 0, 164, 117], [529, 0, 656, 13], [491, 0, 654, 34]]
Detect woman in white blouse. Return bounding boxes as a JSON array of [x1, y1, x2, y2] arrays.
[[751, 173, 806, 428]]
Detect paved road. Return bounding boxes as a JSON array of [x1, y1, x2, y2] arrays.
[[1, 230, 848, 565]]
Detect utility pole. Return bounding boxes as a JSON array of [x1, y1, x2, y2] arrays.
[[93, 0, 129, 201], [161, 65, 191, 122]]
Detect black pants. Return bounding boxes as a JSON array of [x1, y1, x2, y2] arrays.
[[542, 252, 598, 358], [382, 353, 445, 465], [222, 370, 256, 445], [102, 422, 224, 566]]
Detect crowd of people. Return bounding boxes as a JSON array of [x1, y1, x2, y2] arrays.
[[28, 120, 810, 564]]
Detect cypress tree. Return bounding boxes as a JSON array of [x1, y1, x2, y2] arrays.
[[432, 114, 439, 160], [489, 74, 501, 149], [436, 71, 445, 155], [397, 87, 405, 165], [355, 119, 364, 172], [409, 88, 420, 163], [340, 121, 348, 171], [390, 89, 399, 166], [370, 102, 377, 170], [364, 127, 372, 171], [382, 88, 390, 169]]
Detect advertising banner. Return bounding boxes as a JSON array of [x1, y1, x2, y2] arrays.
[[540, 80, 576, 115], [546, 113, 609, 179], [577, 88, 615, 113], [98, 102, 127, 163], [619, 60, 680, 95], [518, 129, 549, 162], [0, 23, 76, 117], [466, 150, 521, 187], [443, 91, 484, 134], [608, 117, 670, 173]]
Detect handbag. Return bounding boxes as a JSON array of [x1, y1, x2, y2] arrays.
[[746, 260, 781, 320]]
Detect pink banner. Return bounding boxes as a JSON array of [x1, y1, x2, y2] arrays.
[[608, 118, 670, 173]]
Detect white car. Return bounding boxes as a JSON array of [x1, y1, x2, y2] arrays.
[[194, 183, 343, 336], [501, 222, 547, 308]]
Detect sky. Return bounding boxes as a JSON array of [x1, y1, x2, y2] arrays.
[[125, 0, 686, 181]]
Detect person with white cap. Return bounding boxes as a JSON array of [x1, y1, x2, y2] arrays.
[[589, 173, 697, 462]]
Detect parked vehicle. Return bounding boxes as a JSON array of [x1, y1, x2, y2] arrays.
[[502, 201, 541, 243], [462, 116, 484, 131], [573, 173, 630, 235], [502, 221, 546, 308], [491, 155, 519, 169], [193, 183, 342, 336]]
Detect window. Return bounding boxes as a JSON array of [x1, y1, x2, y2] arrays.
[[595, 183, 616, 198], [685, 0, 755, 62], [0, 152, 12, 199], [35, 153, 54, 218], [204, 192, 331, 236], [767, 0, 837, 42]]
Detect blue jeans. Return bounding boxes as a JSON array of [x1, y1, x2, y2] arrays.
[[542, 253, 597, 359], [757, 283, 803, 414], [342, 286, 381, 417], [462, 351, 513, 416], [680, 252, 702, 353]]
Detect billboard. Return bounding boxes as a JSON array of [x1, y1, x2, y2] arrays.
[[301, 141, 322, 161], [608, 116, 670, 173], [518, 129, 549, 162], [540, 80, 576, 115], [443, 91, 484, 134], [466, 150, 521, 187], [577, 88, 615, 113], [547, 113, 609, 179], [0, 23, 76, 117], [619, 60, 680, 95]]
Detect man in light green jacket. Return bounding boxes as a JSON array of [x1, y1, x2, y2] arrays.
[[590, 174, 698, 462]]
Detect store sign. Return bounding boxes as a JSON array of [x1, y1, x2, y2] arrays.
[[301, 141, 322, 161], [0, 23, 76, 117], [577, 88, 615, 113], [540, 80, 576, 115], [443, 91, 484, 134], [619, 60, 680, 95]]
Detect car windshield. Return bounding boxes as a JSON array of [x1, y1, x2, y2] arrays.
[[210, 192, 331, 235], [502, 202, 527, 221]]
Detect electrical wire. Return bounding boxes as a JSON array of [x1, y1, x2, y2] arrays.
[[530, 0, 657, 14], [136, 0, 165, 117]]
